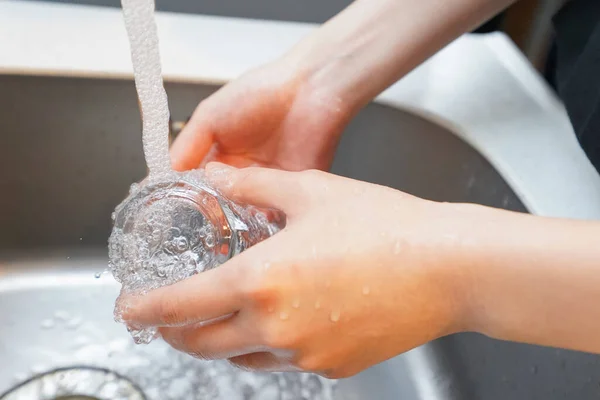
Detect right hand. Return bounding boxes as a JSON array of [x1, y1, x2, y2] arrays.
[[122, 164, 472, 378], [170, 60, 352, 172]]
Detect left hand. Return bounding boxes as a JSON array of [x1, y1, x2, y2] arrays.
[[121, 163, 472, 378]]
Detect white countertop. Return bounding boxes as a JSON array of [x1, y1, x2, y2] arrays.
[[2, 0, 600, 220]]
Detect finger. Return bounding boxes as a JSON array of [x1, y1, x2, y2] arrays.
[[121, 263, 244, 328], [160, 317, 262, 360], [205, 162, 307, 215], [170, 105, 214, 171], [229, 352, 298, 373]]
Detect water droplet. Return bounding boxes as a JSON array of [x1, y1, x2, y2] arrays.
[[79, 237, 83, 241], [279, 311, 289, 321], [40, 319, 55, 329], [66, 256, 71, 260], [329, 310, 341, 322], [130, 182, 139, 193], [292, 298, 300, 309], [314, 300, 321, 309], [94, 272, 102, 279], [393, 240, 402, 255], [362, 286, 371, 295], [111, 212, 116, 221]]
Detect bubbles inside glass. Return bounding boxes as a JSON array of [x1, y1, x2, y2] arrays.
[[109, 170, 284, 343]]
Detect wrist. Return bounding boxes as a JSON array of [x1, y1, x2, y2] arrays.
[[426, 202, 512, 336], [269, 51, 357, 142], [277, 0, 399, 118]]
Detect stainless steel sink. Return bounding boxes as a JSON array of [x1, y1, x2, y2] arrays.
[[1, 74, 600, 399]]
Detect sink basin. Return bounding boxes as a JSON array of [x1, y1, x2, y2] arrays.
[[1, 74, 600, 399]]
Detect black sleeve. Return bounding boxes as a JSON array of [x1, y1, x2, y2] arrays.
[[547, 0, 600, 172]]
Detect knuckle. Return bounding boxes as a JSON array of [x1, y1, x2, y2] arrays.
[[238, 263, 276, 306], [300, 169, 325, 182], [157, 294, 183, 325], [303, 169, 327, 179], [162, 328, 217, 361], [296, 169, 326, 200], [231, 170, 252, 196], [238, 269, 266, 302], [295, 355, 353, 377], [231, 167, 264, 198], [295, 355, 324, 373], [261, 322, 299, 350]]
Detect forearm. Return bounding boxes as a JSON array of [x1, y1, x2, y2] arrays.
[[283, 0, 514, 115], [455, 205, 600, 353]]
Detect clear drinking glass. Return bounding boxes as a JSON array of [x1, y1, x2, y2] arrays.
[[108, 170, 284, 343]]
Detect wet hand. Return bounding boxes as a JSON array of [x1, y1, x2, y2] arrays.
[[170, 60, 351, 172], [122, 163, 472, 378]]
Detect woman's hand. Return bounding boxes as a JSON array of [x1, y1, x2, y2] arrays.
[[121, 163, 600, 377], [122, 163, 472, 378], [170, 0, 513, 175], [170, 61, 351, 172]]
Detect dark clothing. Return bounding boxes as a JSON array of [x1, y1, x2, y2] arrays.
[[547, 0, 600, 172]]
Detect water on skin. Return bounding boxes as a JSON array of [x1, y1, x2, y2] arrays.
[[329, 310, 341, 323], [362, 286, 371, 295]]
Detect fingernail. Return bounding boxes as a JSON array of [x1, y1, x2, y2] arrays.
[[206, 162, 235, 189]]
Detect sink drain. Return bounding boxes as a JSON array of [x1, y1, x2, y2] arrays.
[[0, 367, 146, 400]]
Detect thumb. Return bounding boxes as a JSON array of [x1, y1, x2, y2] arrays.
[[170, 109, 214, 171], [205, 162, 307, 215]]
